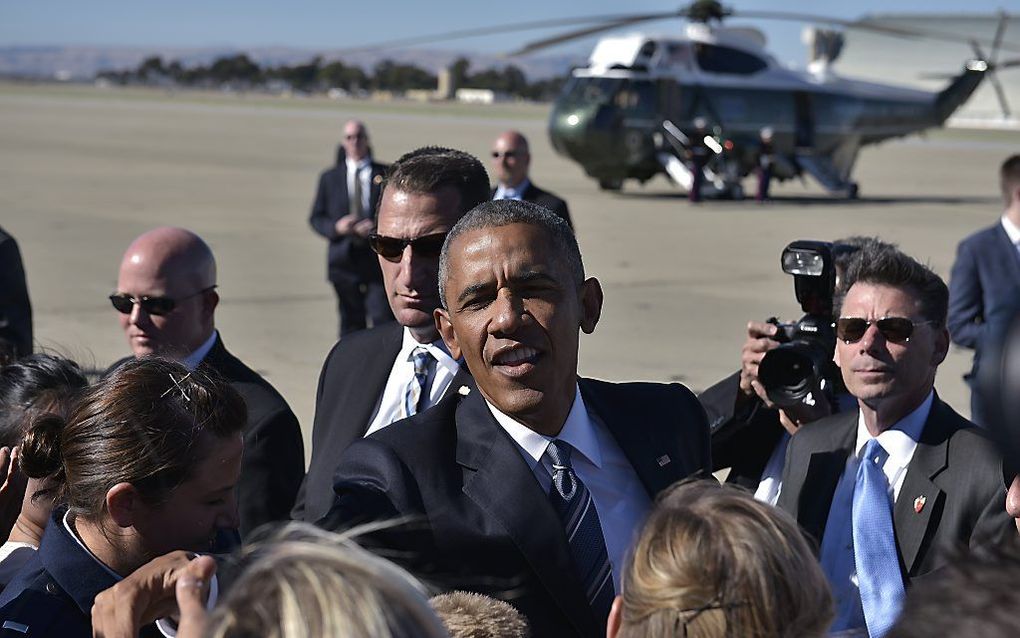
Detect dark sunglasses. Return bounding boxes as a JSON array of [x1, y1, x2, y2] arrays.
[[368, 232, 448, 263], [109, 286, 217, 316], [345, 132, 366, 140], [491, 150, 520, 159], [835, 317, 935, 345]]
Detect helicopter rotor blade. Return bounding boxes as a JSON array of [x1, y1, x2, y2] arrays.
[[507, 12, 681, 57], [990, 10, 1009, 63], [987, 71, 1012, 119]]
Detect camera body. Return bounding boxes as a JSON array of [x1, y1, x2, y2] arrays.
[[757, 240, 839, 408]]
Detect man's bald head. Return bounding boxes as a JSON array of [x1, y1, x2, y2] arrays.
[[114, 227, 219, 360], [343, 119, 370, 162], [491, 130, 531, 188]]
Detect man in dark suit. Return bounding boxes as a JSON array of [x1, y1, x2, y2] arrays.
[[947, 154, 1020, 426], [777, 245, 1012, 637], [491, 130, 573, 230], [320, 200, 710, 637], [110, 227, 304, 538], [292, 147, 489, 523], [309, 119, 393, 337], [0, 226, 33, 361]]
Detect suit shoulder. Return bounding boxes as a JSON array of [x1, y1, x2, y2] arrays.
[[959, 224, 1003, 249], [0, 569, 82, 637], [581, 378, 705, 425], [365, 391, 463, 452]]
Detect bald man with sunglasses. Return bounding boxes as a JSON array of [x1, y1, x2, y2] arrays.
[[109, 227, 304, 538], [292, 147, 488, 523], [776, 245, 1012, 637]]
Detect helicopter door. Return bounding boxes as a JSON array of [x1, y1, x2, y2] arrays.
[[793, 91, 814, 149]]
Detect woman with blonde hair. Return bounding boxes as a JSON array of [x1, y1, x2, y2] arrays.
[[608, 480, 833, 638]]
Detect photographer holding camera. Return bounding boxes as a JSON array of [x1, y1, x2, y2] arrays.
[[703, 237, 893, 502]]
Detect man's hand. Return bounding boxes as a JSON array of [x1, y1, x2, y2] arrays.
[[334, 213, 358, 236], [174, 556, 216, 638], [739, 321, 781, 405], [91, 551, 213, 638], [352, 217, 375, 238]]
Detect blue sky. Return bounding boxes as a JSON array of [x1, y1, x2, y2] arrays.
[[1, 1, 1010, 65]]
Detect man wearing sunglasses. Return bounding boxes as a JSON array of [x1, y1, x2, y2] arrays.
[[293, 147, 489, 523], [110, 227, 304, 539], [309, 119, 393, 337], [490, 130, 573, 230], [776, 246, 1012, 638]]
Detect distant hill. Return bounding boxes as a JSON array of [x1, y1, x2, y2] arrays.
[[0, 45, 584, 82]]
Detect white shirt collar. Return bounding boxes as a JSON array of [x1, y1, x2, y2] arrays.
[[484, 385, 602, 470], [854, 390, 933, 461], [182, 330, 218, 371], [63, 510, 121, 581], [1001, 215, 1020, 245], [399, 327, 459, 372], [495, 177, 531, 200], [345, 156, 371, 173]]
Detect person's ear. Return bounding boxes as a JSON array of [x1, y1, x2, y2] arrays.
[[932, 325, 950, 367], [607, 595, 623, 638], [106, 482, 142, 529], [580, 278, 604, 334], [435, 308, 462, 360], [202, 289, 219, 320]]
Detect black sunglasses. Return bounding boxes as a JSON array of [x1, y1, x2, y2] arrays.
[[109, 286, 217, 317], [835, 317, 935, 345], [368, 232, 448, 263], [491, 150, 521, 159]]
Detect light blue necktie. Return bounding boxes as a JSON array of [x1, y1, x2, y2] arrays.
[[402, 347, 433, 419], [545, 440, 615, 624], [853, 439, 906, 638]]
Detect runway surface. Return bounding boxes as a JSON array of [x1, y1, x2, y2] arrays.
[[3, 82, 1017, 460]]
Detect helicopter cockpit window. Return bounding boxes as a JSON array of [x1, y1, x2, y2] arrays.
[[613, 80, 656, 117], [695, 44, 767, 75]]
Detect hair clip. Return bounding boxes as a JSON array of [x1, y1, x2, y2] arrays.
[[161, 372, 193, 402]]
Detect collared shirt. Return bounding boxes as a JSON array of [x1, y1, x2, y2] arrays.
[[345, 156, 373, 216], [753, 431, 790, 505], [182, 330, 218, 371], [1001, 215, 1020, 257], [485, 385, 652, 592], [493, 177, 531, 201], [365, 327, 461, 436], [820, 391, 934, 634]]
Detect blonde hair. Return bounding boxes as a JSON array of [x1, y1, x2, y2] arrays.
[[617, 480, 832, 638], [430, 591, 530, 638], [204, 522, 449, 638]]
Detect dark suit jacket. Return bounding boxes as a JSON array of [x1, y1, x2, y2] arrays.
[[318, 378, 711, 638], [292, 322, 471, 522], [777, 397, 1013, 581], [0, 227, 32, 359], [948, 223, 1020, 378], [309, 159, 388, 282], [492, 182, 573, 230], [109, 334, 304, 539], [0, 510, 120, 637]]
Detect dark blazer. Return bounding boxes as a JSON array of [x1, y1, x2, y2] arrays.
[[948, 222, 1020, 377], [108, 334, 304, 538], [292, 322, 471, 522], [0, 510, 119, 637], [309, 159, 388, 281], [492, 182, 573, 230], [0, 227, 32, 359], [318, 378, 711, 638], [777, 396, 1013, 581]]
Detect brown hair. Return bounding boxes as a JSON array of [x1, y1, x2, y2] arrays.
[[19, 356, 245, 521], [617, 480, 833, 638], [1000, 154, 1020, 207]]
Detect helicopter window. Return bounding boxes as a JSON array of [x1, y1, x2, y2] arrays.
[[638, 41, 658, 59], [558, 77, 624, 107], [695, 44, 767, 75], [613, 80, 657, 117]]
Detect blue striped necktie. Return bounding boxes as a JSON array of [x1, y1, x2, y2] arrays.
[[402, 347, 433, 419], [853, 438, 906, 637], [545, 439, 615, 623]]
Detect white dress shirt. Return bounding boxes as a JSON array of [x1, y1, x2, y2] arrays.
[[365, 327, 461, 436], [753, 431, 790, 505], [346, 156, 372, 216], [820, 391, 933, 634], [1001, 214, 1020, 258], [485, 385, 652, 592], [182, 330, 218, 371], [493, 177, 531, 201]]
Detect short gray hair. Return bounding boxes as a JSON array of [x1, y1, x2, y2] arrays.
[[438, 199, 584, 309]]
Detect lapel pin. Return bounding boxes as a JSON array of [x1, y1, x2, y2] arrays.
[[373, 174, 384, 185], [913, 495, 926, 513], [656, 455, 671, 467], [458, 385, 471, 396]]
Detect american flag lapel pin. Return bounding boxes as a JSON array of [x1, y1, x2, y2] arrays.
[[656, 455, 671, 467], [913, 495, 926, 513]]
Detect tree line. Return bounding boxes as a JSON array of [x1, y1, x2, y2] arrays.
[[96, 54, 566, 101]]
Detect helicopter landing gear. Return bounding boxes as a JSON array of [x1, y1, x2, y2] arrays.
[[598, 178, 623, 191], [847, 182, 859, 200]]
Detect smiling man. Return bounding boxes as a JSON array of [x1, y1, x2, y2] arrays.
[[777, 245, 1013, 638], [319, 199, 710, 638]]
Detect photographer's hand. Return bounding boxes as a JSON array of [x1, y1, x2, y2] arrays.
[[777, 377, 832, 435], [739, 321, 781, 406]]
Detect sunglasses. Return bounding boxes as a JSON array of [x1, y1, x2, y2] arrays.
[[368, 232, 448, 263], [835, 317, 935, 345], [491, 150, 521, 159], [345, 132, 366, 140], [109, 286, 217, 316]]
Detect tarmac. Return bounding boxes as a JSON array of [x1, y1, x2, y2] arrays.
[[2, 82, 1018, 461]]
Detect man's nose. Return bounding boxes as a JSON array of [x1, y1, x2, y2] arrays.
[[128, 301, 147, 325], [858, 322, 885, 352], [491, 291, 527, 334]]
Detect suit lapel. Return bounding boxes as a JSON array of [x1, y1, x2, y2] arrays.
[[993, 224, 1020, 282], [892, 400, 952, 574], [797, 412, 857, 541], [455, 390, 598, 638], [350, 324, 403, 435]]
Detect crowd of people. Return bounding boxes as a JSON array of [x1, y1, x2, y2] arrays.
[[0, 128, 1018, 638]]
